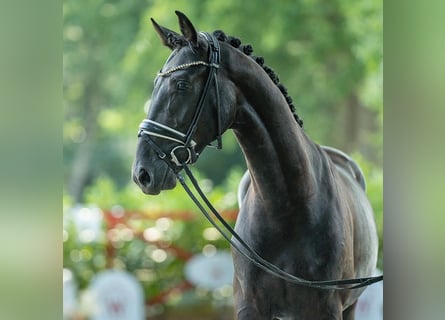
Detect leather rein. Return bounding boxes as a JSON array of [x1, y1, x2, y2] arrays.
[[137, 33, 383, 290]]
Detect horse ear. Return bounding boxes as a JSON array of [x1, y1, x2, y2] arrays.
[[175, 10, 198, 47], [151, 18, 181, 50]]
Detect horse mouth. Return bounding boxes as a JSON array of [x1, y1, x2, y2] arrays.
[[134, 165, 177, 195]]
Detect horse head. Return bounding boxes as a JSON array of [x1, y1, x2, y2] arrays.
[[132, 11, 237, 195]]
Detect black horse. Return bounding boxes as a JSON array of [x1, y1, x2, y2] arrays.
[[132, 11, 379, 320]]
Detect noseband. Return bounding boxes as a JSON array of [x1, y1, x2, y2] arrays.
[[138, 32, 222, 167]]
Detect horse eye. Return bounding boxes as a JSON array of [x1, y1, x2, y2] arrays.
[[176, 80, 189, 90]]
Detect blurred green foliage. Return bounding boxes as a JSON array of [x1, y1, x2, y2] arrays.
[[63, 0, 382, 316]]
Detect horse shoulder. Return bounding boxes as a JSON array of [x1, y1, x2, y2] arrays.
[[322, 146, 379, 289]]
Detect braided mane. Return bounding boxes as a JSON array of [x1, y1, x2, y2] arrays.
[[213, 30, 303, 128]]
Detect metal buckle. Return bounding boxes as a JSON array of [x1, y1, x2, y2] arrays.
[[170, 145, 192, 167]]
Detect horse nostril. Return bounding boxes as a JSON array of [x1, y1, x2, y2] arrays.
[[138, 168, 151, 186]]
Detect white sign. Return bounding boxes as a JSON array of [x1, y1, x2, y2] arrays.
[[185, 251, 234, 290], [89, 270, 145, 320], [355, 271, 383, 320]]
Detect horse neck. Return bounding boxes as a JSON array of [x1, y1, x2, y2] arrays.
[[227, 50, 324, 210]]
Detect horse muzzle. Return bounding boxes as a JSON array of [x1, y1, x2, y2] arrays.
[[132, 160, 177, 195]]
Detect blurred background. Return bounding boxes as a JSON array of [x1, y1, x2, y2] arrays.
[[63, 0, 382, 318]]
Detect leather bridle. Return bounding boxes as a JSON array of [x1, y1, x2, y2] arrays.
[[137, 33, 383, 289], [138, 32, 222, 167]]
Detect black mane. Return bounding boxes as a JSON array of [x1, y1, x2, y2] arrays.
[[213, 30, 303, 128]]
